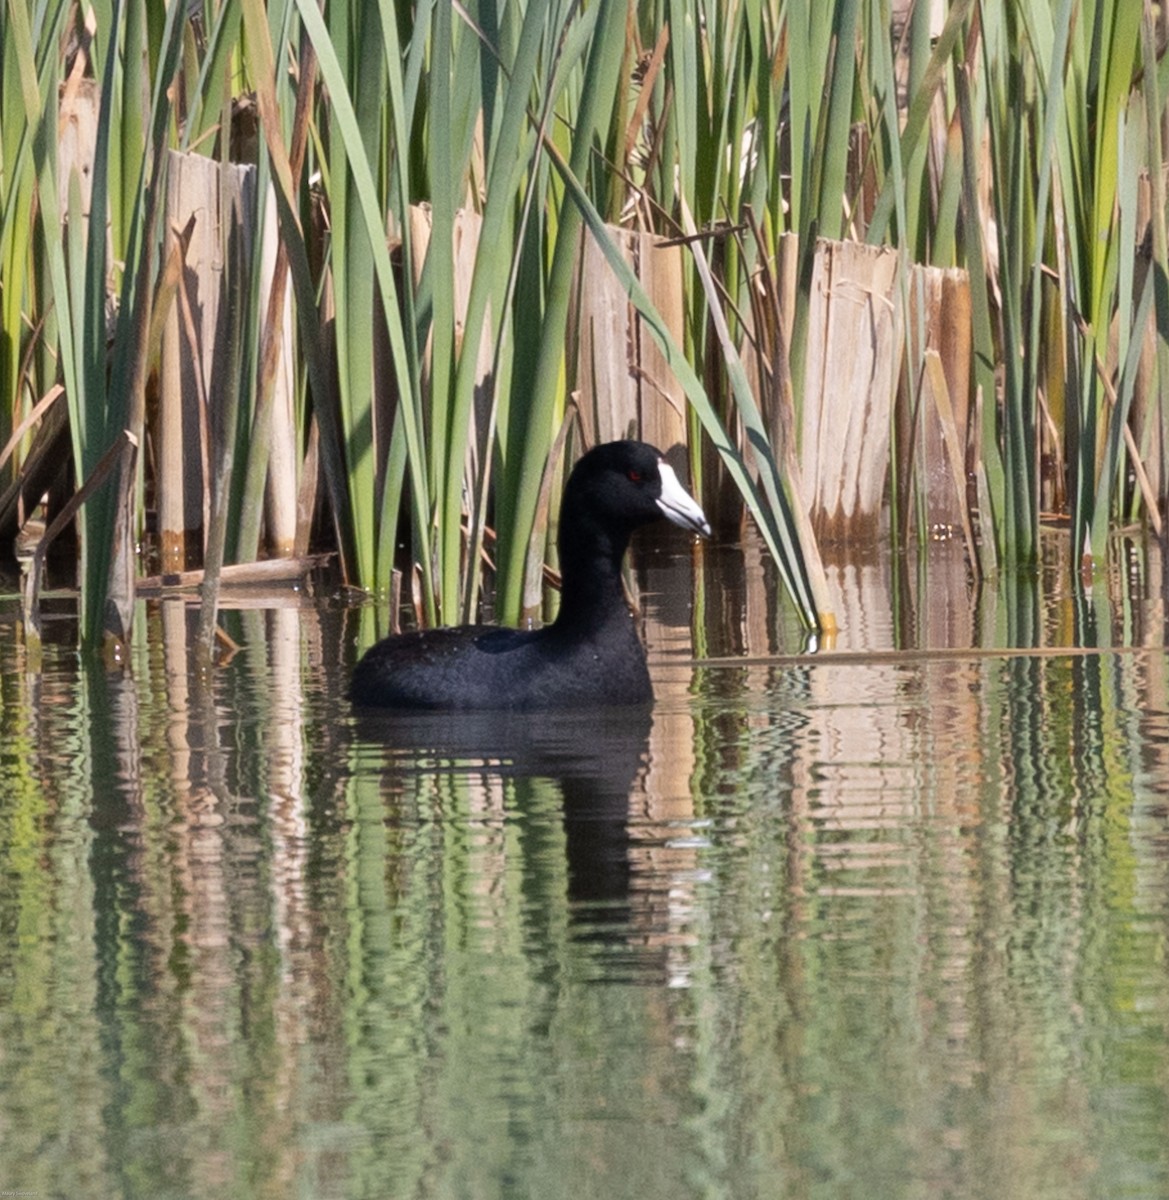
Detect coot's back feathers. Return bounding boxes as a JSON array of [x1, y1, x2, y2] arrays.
[[349, 440, 709, 710]]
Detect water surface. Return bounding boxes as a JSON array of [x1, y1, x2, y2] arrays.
[[2, 538, 1168, 1198]]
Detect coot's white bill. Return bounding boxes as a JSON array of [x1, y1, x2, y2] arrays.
[[655, 462, 711, 537]]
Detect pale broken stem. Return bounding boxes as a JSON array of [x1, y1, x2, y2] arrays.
[[0, 385, 63, 475], [23, 429, 138, 641]]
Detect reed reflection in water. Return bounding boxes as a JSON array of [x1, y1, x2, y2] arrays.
[[1, 540, 1169, 1198]]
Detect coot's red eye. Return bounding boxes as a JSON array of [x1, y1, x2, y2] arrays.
[[627, 469, 646, 483]]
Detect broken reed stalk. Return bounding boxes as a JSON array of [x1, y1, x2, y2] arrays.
[[23, 429, 137, 642], [138, 552, 333, 594], [235, 36, 317, 564]]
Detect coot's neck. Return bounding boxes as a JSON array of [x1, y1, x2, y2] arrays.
[[551, 509, 634, 633]]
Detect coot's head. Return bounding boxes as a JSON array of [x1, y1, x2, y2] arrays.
[[563, 440, 711, 538]]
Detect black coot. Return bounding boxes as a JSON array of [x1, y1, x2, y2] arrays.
[[349, 440, 710, 710]]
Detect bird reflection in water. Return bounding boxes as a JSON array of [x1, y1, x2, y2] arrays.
[[354, 706, 655, 950]]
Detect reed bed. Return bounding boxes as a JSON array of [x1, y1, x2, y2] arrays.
[[1, 0, 1167, 652]]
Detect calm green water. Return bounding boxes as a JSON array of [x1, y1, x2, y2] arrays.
[[2, 541, 1169, 1199]]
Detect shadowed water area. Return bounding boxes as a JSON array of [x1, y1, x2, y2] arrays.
[[3, 532, 1169, 1198]]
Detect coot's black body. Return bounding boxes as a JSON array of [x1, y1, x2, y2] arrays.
[[349, 440, 709, 710]]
